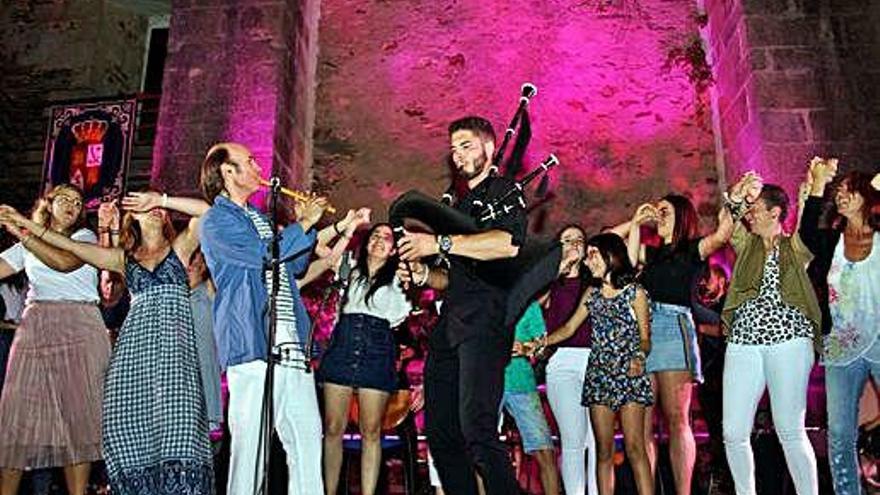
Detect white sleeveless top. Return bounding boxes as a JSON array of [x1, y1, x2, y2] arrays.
[[824, 232, 880, 366]]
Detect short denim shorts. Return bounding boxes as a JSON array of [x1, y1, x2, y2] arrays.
[[646, 302, 703, 383], [500, 391, 554, 453]]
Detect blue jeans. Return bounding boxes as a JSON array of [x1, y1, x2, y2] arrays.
[[826, 351, 880, 495]]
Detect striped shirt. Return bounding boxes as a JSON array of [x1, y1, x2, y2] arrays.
[[245, 208, 298, 336]]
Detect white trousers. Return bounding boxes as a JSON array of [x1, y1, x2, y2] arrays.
[[546, 347, 599, 495], [722, 337, 818, 495], [226, 359, 324, 495]]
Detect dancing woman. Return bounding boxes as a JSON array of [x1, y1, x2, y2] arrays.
[[0, 185, 110, 495], [722, 173, 820, 495], [540, 224, 599, 495], [800, 159, 880, 495], [610, 192, 732, 494], [320, 222, 411, 495], [541, 233, 654, 495], [1, 190, 215, 494]]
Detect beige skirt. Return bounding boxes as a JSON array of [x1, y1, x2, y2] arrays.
[[0, 302, 111, 469]]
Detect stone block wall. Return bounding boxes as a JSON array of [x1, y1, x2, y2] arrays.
[[151, 0, 322, 208], [0, 0, 149, 211], [314, 0, 720, 235], [704, 0, 880, 210]]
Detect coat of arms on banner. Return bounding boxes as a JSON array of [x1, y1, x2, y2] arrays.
[[43, 99, 137, 210]]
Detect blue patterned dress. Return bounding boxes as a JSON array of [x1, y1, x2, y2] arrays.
[[102, 251, 214, 494], [581, 284, 654, 411]]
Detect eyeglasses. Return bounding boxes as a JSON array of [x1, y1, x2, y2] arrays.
[[54, 195, 83, 208]]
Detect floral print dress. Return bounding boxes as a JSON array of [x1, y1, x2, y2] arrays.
[[581, 284, 653, 411]]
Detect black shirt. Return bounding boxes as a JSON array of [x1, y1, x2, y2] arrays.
[[441, 175, 527, 345], [641, 237, 704, 307]]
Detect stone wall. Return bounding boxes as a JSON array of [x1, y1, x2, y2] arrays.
[[314, 0, 720, 235], [704, 0, 880, 210], [0, 0, 149, 210], [151, 0, 322, 209]]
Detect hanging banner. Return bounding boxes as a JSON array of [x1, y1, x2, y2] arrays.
[[43, 98, 137, 210]]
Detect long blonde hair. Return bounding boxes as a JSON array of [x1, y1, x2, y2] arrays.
[[31, 184, 86, 233]]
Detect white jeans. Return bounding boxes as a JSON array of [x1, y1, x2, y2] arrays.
[[226, 359, 323, 495], [546, 347, 599, 495], [722, 337, 818, 495]]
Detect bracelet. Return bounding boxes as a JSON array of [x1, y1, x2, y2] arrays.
[[722, 192, 749, 221], [161, 193, 169, 208], [110, 229, 120, 235], [38, 226, 48, 239], [333, 221, 342, 235], [633, 350, 647, 361], [98, 227, 110, 233]]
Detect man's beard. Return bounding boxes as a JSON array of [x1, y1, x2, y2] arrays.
[[459, 152, 488, 180]]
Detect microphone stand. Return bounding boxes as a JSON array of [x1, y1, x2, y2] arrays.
[[255, 176, 283, 495]]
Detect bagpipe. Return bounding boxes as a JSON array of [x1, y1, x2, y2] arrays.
[[388, 83, 564, 328]]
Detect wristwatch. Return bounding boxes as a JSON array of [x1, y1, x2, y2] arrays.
[[437, 235, 453, 255]]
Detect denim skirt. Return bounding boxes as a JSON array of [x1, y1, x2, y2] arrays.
[[646, 302, 703, 383], [319, 313, 397, 392]]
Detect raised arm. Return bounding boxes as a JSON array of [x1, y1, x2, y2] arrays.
[[698, 206, 734, 260], [1, 209, 123, 273], [316, 207, 370, 248], [97, 201, 121, 248], [173, 217, 202, 267], [297, 220, 357, 288], [626, 203, 655, 267], [798, 157, 837, 255], [724, 172, 764, 254], [122, 192, 211, 267], [0, 206, 86, 272], [122, 191, 211, 218]]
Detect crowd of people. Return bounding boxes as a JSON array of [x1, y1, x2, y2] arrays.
[[0, 115, 877, 495]]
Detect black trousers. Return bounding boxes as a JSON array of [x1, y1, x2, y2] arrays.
[[424, 328, 519, 495]]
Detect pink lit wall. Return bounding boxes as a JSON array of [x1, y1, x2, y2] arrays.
[[314, 0, 719, 234]]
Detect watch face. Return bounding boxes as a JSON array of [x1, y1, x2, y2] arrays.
[[440, 235, 452, 253]]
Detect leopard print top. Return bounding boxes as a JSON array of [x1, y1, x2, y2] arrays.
[[729, 246, 814, 346]]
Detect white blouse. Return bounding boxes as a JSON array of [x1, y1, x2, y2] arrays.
[[0, 228, 99, 304], [341, 270, 411, 327]]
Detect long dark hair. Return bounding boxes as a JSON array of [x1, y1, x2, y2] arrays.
[[354, 223, 399, 307], [119, 189, 177, 254], [832, 171, 880, 231], [586, 233, 636, 289], [662, 194, 699, 252]]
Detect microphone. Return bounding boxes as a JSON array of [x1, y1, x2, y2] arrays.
[[334, 250, 353, 290]]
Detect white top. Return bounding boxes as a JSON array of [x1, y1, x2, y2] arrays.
[[342, 270, 411, 327], [824, 232, 880, 366], [0, 228, 99, 304]]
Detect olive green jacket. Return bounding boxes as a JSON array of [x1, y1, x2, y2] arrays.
[[721, 223, 822, 352]]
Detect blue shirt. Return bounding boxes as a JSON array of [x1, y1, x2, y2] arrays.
[[200, 195, 316, 369]]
